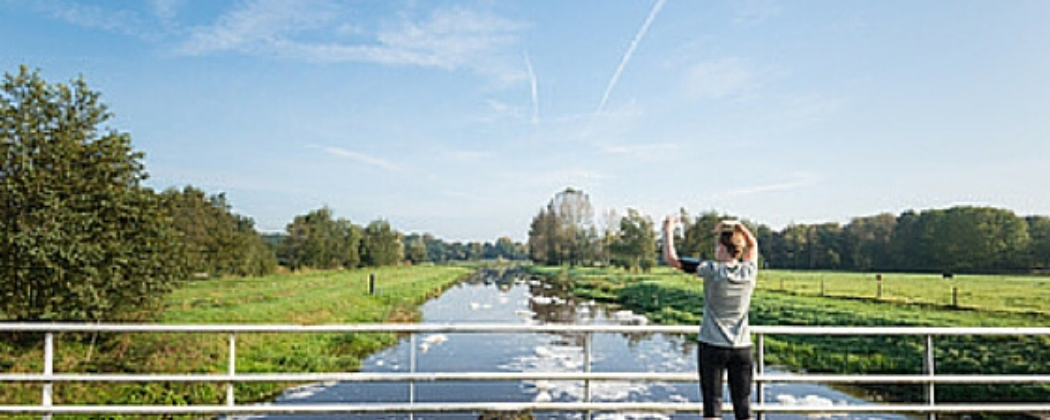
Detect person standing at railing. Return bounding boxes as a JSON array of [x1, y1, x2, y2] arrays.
[[662, 216, 758, 420]]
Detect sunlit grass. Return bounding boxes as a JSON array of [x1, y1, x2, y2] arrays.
[[0, 265, 471, 412]]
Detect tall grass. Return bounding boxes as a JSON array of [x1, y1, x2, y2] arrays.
[[0, 265, 470, 415]]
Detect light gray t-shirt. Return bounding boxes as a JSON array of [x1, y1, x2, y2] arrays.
[[697, 260, 758, 348]]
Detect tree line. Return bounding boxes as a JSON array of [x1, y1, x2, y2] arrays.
[[529, 189, 1050, 274], [271, 206, 526, 271], [0, 66, 523, 323], [763, 207, 1049, 273]]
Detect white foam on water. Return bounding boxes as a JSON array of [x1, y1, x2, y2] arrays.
[[611, 310, 649, 325], [501, 342, 653, 406], [593, 412, 671, 420], [229, 413, 268, 420], [423, 334, 449, 345], [775, 394, 848, 419], [282, 382, 327, 400]]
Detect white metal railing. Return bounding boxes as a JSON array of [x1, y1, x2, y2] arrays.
[[2, 323, 1050, 418]]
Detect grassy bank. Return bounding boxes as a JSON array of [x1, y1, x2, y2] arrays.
[[0, 265, 470, 412], [532, 266, 1050, 406]]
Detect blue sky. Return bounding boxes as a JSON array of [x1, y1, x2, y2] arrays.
[[2, 0, 1048, 242]]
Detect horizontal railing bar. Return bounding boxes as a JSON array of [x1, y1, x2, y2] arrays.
[[0, 372, 698, 382], [5, 372, 1049, 384], [755, 326, 1050, 336], [2, 403, 1049, 414], [4, 323, 1050, 336], [756, 374, 1050, 384], [0, 323, 691, 334]]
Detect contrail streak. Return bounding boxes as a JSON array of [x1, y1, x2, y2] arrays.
[[589, 0, 666, 132], [525, 51, 539, 125]]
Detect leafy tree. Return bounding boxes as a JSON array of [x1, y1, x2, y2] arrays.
[[160, 186, 276, 277], [679, 211, 724, 261], [423, 233, 448, 263], [0, 66, 185, 321], [1027, 216, 1050, 269], [361, 219, 403, 266], [610, 209, 656, 272], [493, 236, 524, 260], [527, 188, 599, 266], [280, 207, 356, 270], [528, 204, 560, 265], [841, 213, 896, 271], [336, 218, 363, 268], [404, 234, 428, 264], [552, 188, 596, 266], [888, 207, 1029, 273]]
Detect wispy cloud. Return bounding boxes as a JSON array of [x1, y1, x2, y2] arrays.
[[150, 0, 182, 22], [733, 0, 783, 26], [716, 172, 819, 198], [591, 0, 667, 126], [599, 142, 679, 157], [29, 0, 147, 38], [323, 146, 401, 172], [684, 57, 761, 101], [177, 0, 337, 56], [442, 150, 494, 163], [524, 51, 540, 125], [177, 1, 527, 82]]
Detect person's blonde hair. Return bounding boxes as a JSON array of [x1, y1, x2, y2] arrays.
[[719, 230, 747, 260]]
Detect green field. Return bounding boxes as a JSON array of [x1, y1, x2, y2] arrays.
[[1, 265, 470, 411], [762, 270, 1050, 316], [534, 266, 1050, 406]]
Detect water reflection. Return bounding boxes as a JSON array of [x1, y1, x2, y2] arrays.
[[245, 267, 913, 420]]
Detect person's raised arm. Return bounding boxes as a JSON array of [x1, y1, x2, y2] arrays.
[[737, 224, 759, 263], [662, 216, 683, 270]]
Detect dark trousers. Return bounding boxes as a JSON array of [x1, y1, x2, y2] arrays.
[[698, 342, 753, 419]]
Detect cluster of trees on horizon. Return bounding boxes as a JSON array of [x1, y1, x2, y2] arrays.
[[529, 188, 1050, 275], [0, 66, 523, 322]]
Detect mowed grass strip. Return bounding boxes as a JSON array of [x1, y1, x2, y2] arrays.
[[0, 265, 471, 411], [760, 270, 1050, 316]]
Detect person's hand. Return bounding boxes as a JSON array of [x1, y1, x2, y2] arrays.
[[663, 215, 678, 230], [713, 220, 740, 233]]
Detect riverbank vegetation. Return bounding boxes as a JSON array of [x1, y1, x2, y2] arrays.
[[0, 265, 469, 409], [531, 265, 1050, 406], [527, 189, 1050, 275]]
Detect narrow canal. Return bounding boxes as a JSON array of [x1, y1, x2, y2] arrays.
[[248, 268, 914, 420]]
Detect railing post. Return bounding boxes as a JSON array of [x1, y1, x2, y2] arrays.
[[756, 333, 765, 420], [925, 334, 936, 420], [42, 332, 53, 420], [409, 332, 416, 420], [584, 331, 592, 420], [227, 332, 236, 407]]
